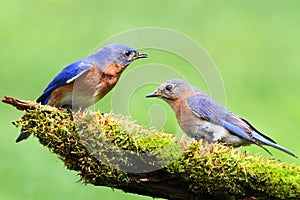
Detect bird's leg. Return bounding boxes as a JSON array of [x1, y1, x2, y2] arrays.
[[60, 105, 74, 120]]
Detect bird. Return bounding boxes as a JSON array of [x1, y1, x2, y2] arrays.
[[16, 44, 147, 142], [146, 79, 297, 158]]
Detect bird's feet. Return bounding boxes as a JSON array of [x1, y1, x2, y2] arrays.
[[60, 105, 74, 120]]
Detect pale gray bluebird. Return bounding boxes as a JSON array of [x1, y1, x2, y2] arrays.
[[146, 79, 297, 158], [16, 44, 147, 142]]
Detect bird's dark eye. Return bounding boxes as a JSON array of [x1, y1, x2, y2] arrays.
[[165, 84, 173, 91], [124, 50, 132, 57]]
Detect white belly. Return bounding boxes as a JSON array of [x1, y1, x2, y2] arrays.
[[181, 119, 248, 146]]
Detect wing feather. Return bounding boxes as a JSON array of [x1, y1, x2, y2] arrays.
[[37, 60, 92, 104]]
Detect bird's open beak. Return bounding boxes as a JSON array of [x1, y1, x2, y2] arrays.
[[146, 92, 159, 98], [136, 52, 148, 59]]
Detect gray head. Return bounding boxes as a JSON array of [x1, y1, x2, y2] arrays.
[[146, 79, 193, 102], [89, 43, 148, 67]]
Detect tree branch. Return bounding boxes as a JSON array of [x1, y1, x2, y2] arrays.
[[3, 96, 300, 200]]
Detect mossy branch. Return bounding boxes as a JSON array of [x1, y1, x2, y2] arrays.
[[3, 96, 300, 200]]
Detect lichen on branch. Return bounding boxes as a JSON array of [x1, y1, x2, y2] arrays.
[[3, 96, 300, 200]]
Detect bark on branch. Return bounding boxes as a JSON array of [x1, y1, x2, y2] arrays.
[[2, 96, 300, 200]]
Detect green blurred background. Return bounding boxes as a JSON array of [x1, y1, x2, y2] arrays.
[[1, 0, 300, 199]]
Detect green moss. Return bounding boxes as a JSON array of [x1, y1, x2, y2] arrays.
[[13, 104, 300, 199], [167, 141, 300, 199]]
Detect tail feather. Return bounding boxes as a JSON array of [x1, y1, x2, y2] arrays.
[[252, 131, 298, 158], [16, 132, 31, 143]]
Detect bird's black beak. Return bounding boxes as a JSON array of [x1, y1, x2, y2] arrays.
[[146, 92, 159, 98], [136, 52, 148, 59]]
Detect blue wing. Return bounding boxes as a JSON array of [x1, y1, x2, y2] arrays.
[[37, 60, 93, 105], [187, 94, 253, 141], [187, 93, 227, 123]]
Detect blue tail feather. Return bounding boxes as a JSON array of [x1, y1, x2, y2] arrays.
[[252, 131, 298, 158]]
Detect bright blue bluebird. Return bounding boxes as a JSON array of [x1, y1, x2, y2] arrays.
[[146, 79, 297, 158], [16, 44, 147, 142]]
